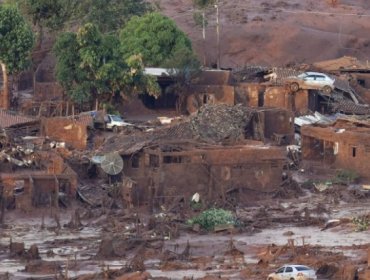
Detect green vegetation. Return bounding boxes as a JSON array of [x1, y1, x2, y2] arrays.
[[310, 169, 360, 192], [15, 0, 75, 47], [54, 23, 159, 104], [333, 169, 359, 185], [77, 0, 152, 34], [352, 215, 369, 232], [16, 0, 74, 30], [0, 5, 34, 109], [15, 0, 151, 35], [188, 208, 235, 231], [119, 12, 196, 67], [119, 12, 200, 111], [4, 1, 197, 108], [193, 0, 216, 8]]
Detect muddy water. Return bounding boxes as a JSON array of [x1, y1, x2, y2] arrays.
[[0, 202, 368, 279]]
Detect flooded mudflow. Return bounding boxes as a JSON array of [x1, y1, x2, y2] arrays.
[[0, 200, 368, 279]]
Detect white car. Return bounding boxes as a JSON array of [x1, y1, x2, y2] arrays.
[[285, 71, 335, 95], [267, 265, 317, 280], [104, 114, 132, 132]]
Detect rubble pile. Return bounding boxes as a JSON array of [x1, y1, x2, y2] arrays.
[[330, 98, 370, 115], [0, 138, 39, 169], [190, 104, 255, 143]]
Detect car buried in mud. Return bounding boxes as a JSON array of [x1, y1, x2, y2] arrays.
[[285, 71, 335, 95], [93, 113, 133, 133], [267, 264, 317, 280]]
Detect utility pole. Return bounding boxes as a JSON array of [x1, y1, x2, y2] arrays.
[[202, 11, 206, 66], [215, 0, 220, 69]]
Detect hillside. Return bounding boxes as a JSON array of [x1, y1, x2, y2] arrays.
[[155, 0, 370, 68]]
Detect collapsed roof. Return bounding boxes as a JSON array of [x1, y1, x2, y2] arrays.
[[100, 104, 257, 155]]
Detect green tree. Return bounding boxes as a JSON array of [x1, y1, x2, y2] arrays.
[[16, 0, 75, 48], [193, 0, 216, 8], [77, 0, 151, 34], [0, 5, 34, 109], [119, 12, 195, 67], [54, 23, 159, 105]]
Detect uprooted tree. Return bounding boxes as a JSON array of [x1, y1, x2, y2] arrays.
[[54, 23, 160, 106], [0, 5, 34, 110]]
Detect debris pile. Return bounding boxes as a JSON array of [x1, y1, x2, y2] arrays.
[[190, 104, 255, 143]]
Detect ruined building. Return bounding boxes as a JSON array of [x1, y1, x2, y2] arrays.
[[301, 116, 370, 178]]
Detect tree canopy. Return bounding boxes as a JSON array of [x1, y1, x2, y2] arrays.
[[14, 0, 151, 36], [119, 12, 196, 67], [193, 0, 216, 9], [77, 0, 152, 34], [16, 0, 74, 31], [0, 5, 34, 109], [0, 5, 35, 74], [54, 23, 159, 104]]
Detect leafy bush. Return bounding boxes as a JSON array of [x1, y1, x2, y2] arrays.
[[352, 215, 369, 232], [187, 208, 235, 231], [333, 169, 359, 185]]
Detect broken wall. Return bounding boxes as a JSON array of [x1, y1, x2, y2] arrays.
[[41, 117, 88, 150], [235, 83, 265, 107], [264, 86, 311, 114], [301, 125, 370, 178], [193, 70, 232, 85], [122, 144, 286, 207], [186, 85, 234, 114], [253, 108, 294, 144], [0, 150, 77, 209], [352, 73, 370, 89]]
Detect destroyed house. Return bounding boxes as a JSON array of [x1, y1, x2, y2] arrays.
[[120, 141, 286, 209], [142, 68, 234, 113], [0, 149, 77, 210], [301, 117, 370, 178]]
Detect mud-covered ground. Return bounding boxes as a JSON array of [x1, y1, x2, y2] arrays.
[[0, 172, 368, 279], [154, 0, 370, 67]]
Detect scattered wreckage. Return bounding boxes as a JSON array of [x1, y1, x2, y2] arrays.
[[0, 57, 369, 279]]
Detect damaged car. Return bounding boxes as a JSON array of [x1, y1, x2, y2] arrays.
[[285, 71, 335, 95]]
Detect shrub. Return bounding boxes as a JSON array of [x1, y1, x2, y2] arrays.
[[187, 208, 235, 231], [352, 215, 369, 232], [333, 169, 359, 185]]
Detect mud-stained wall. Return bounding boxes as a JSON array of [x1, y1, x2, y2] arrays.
[[123, 145, 286, 207], [41, 117, 88, 150], [263, 86, 310, 114], [301, 125, 370, 178], [235, 83, 266, 107], [351, 75, 370, 104], [294, 90, 310, 115], [255, 108, 294, 143], [194, 70, 231, 85], [186, 85, 234, 114], [352, 73, 370, 89], [264, 87, 291, 109]]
